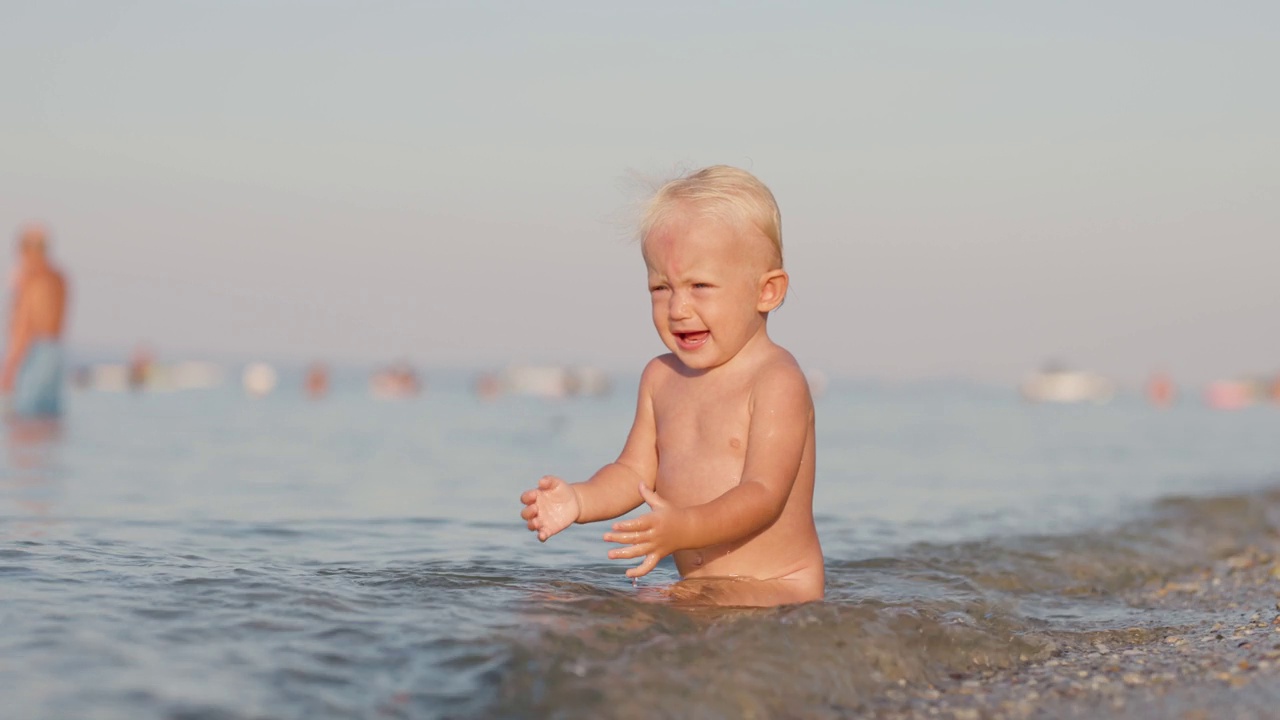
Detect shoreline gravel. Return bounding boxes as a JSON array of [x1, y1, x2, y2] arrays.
[[869, 541, 1280, 719]]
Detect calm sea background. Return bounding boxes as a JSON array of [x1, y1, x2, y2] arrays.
[[2, 370, 1279, 719]]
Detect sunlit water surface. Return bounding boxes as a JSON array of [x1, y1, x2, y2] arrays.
[[3, 373, 1279, 718]]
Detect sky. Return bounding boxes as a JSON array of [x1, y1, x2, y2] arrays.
[[1, 1, 1276, 385]]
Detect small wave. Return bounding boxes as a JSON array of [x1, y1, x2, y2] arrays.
[[6, 485, 1278, 720], [467, 486, 1280, 717]]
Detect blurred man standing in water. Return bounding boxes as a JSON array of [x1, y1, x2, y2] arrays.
[[2, 225, 69, 418]]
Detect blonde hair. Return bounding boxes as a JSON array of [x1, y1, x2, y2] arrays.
[[640, 165, 783, 268]]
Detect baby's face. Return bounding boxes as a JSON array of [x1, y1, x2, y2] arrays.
[[642, 208, 776, 372]]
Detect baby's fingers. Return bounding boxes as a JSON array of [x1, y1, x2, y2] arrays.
[[607, 542, 650, 560], [519, 489, 540, 505], [611, 517, 649, 533], [626, 554, 661, 579], [602, 530, 645, 545], [520, 503, 539, 521]]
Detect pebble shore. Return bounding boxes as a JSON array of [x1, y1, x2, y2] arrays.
[[869, 542, 1280, 719]]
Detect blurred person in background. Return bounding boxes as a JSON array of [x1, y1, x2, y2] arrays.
[[128, 343, 155, 392], [1146, 370, 1176, 408], [305, 362, 330, 399], [2, 224, 69, 418]]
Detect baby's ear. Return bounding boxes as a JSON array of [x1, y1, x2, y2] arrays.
[[756, 269, 789, 313]]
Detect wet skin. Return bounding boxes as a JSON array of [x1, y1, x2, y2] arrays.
[[520, 207, 824, 606]]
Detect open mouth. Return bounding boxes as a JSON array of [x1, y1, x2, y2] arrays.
[[674, 331, 709, 349]]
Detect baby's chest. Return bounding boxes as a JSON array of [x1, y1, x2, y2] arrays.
[[652, 393, 751, 457]]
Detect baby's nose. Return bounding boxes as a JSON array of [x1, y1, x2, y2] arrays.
[[667, 293, 692, 320]]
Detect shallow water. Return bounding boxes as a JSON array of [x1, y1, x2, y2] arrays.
[[2, 374, 1279, 718]]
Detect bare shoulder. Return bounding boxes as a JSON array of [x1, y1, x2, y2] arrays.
[[25, 268, 66, 296], [640, 354, 681, 390], [749, 348, 813, 413]]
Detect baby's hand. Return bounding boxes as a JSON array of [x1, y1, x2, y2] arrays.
[[519, 475, 580, 542], [603, 484, 687, 579]]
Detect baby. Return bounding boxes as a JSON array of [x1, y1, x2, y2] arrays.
[[519, 166, 823, 606]]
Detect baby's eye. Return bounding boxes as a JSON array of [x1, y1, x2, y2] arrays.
[[650, 284, 670, 293], [692, 282, 712, 289]]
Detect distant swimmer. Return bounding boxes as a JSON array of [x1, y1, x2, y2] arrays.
[[1146, 371, 1175, 408], [370, 362, 420, 399], [1, 225, 70, 418], [305, 362, 330, 399], [127, 343, 155, 392]]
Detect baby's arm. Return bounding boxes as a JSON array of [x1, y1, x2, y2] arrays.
[[604, 363, 811, 577], [520, 361, 661, 541]]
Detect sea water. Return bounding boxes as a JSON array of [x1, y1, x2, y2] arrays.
[[2, 372, 1279, 718]]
